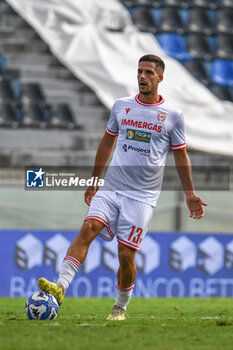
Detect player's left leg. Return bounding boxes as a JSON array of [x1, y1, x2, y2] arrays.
[[106, 194, 154, 321], [106, 243, 136, 321]]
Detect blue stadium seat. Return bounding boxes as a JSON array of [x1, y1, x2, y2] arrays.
[[187, 8, 215, 35], [159, 8, 185, 34], [131, 8, 158, 33], [0, 54, 7, 75], [184, 60, 211, 86], [216, 34, 233, 60], [50, 104, 77, 129], [0, 53, 20, 79], [0, 78, 21, 102], [0, 102, 21, 128], [187, 34, 213, 60], [157, 33, 192, 62], [211, 60, 233, 87], [22, 82, 51, 120], [217, 9, 233, 35], [211, 84, 233, 102], [22, 83, 46, 103], [23, 103, 49, 129]]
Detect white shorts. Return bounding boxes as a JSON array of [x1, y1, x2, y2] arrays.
[[84, 191, 154, 251]]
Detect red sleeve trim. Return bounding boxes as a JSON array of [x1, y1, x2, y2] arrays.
[[172, 146, 186, 151], [106, 126, 118, 137], [171, 143, 186, 151]]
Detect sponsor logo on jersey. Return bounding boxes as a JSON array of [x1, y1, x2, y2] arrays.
[[125, 108, 131, 114], [121, 118, 162, 133], [157, 111, 167, 122], [123, 144, 128, 152], [122, 144, 150, 155], [126, 129, 151, 143]]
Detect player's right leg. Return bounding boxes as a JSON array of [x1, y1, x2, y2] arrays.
[[38, 219, 104, 305], [38, 279, 65, 305]]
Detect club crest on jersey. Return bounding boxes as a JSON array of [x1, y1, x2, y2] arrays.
[[157, 111, 167, 122], [125, 108, 131, 115]]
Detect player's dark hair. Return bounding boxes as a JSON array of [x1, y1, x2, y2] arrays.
[[139, 54, 165, 72]]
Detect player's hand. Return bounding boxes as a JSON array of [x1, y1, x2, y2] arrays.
[[186, 193, 208, 219], [85, 186, 98, 206]]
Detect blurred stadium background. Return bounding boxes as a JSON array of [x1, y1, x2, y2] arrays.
[[0, 0, 233, 298]]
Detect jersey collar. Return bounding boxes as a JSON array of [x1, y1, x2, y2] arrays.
[[135, 93, 165, 107]]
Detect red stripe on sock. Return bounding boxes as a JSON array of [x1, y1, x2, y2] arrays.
[[65, 260, 78, 272], [116, 284, 134, 292], [64, 256, 81, 268]]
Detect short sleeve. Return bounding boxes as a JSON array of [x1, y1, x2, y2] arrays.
[[170, 113, 186, 151], [106, 101, 119, 137]]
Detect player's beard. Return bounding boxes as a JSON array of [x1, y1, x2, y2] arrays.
[[139, 87, 154, 95], [139, 81, 157, 95]]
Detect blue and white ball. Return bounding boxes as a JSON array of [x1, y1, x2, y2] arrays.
[[25, 291, 59, 320]]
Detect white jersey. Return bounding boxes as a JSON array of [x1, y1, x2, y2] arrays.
[[102, 94, 186, 206]]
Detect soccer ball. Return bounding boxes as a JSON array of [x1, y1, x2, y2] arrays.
[[25, 291, 59, 320]]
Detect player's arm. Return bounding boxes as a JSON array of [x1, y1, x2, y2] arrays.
[[173, 148, 208, 219], [85, 132, 117, 206]]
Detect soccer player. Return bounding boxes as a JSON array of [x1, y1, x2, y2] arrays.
[[38, 54, 207, 320]]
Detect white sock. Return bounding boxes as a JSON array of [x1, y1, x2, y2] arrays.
[[115, 284, 134, 310], [57, 256, 81, 292]]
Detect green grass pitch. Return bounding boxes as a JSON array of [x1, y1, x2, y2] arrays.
[[0, 298, 233, 350]]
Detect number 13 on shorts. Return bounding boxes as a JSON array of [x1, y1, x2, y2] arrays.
[[128, 226, 143, 245]]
